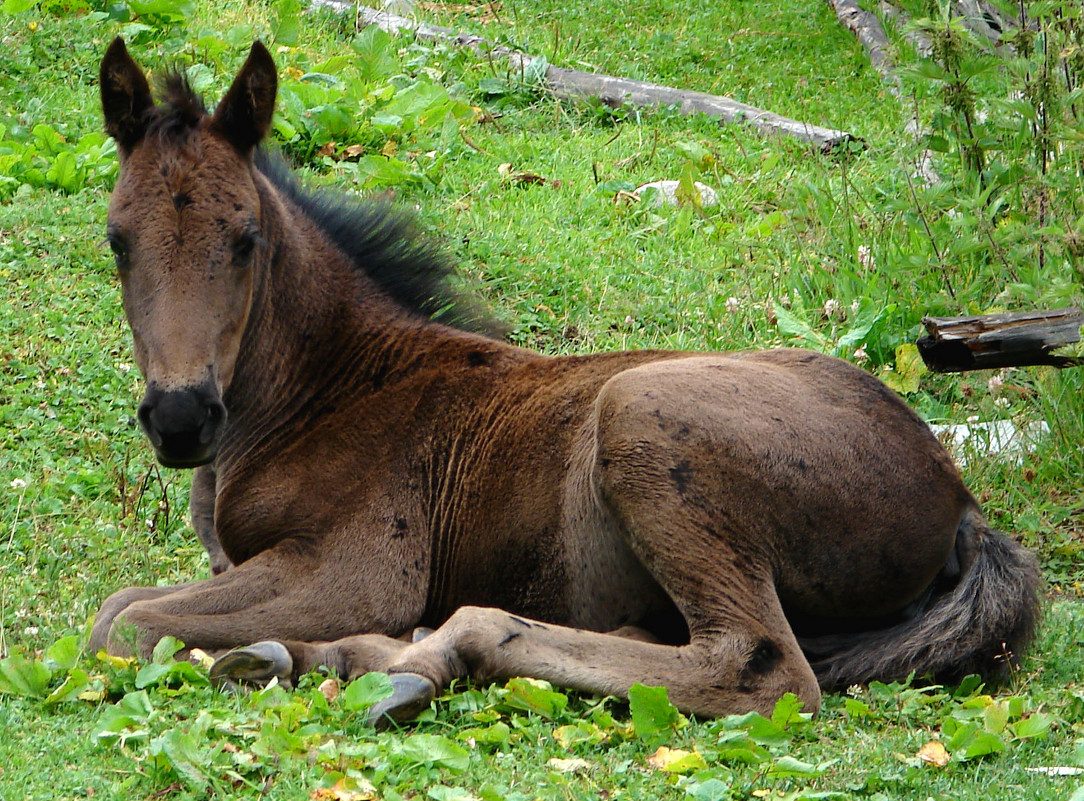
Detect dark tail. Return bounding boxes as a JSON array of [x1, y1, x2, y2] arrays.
[[805, 510, 1041, 690]]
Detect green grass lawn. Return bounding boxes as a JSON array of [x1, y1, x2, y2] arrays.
[[1, 0, 1083, 798]]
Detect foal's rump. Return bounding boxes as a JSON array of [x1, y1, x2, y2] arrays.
[[801, 508, 1041, 689], [592, 348, 968, 607], [588, 348, 1038, 687]]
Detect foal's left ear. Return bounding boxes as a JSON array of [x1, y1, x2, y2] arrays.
[[212, 41, 278, 154]]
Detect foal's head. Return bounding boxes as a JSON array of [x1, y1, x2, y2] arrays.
[[100, 38, 276, 467]]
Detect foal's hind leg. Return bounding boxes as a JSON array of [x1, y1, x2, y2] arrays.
[[368, 601, 820, 723]]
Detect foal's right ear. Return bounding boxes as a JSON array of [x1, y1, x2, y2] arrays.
[[100, 37, 153, 155]]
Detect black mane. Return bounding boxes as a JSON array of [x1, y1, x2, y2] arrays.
[[146, 74, 502, 337], [145, 69, 207, 143], [255, 150, 504, 338]]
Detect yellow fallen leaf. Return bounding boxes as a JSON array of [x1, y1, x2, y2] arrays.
[[309, 776, 377, 800], [547, 757, 591, 773], [96, 651, 136, 670], [917, 740, 950, 767], [646, 746, 708, 774], [189, 648, 215, 670]]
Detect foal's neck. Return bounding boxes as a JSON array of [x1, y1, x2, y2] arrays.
[[219, 181, 477, 453]]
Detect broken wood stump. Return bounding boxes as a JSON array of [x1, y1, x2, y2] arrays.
[[917, 307, 1083, 372]]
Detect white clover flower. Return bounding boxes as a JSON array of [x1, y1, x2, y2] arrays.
[[857, 245, 875, 270], [24, 626, 39, 637], [824, 298, 843, 319], [725, 297, 741, 315], [853, 345, 869, 363], [987, 373, 1004, 396], [10, 478, 27, 490]]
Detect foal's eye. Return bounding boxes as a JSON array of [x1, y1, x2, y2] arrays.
[[231, 230, 260, 268], [106, 231, 130, 272]]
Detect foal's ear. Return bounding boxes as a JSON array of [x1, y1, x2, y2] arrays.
[[212, 41, 278, 154], [100, 37, 153, 154]]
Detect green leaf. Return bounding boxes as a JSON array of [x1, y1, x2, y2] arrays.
[[397, 734, 471, 772], [351, 26, 399, 82], [768, 755, 829, 777], [93, 691, 154, 746], [458, 722, 511, 744], [770, 692, 809, 728], [724, 711, 790, 747], [150, 729, 211, 791], [477, 77, 511, 96], [844, 698, 871, 718], [503, 677, 569, 718], [982, 700, 1011, 734], [43, 668, 90, 706], [773, 303, 827, 350], [1, 0, 36, 13], [1011, 712, 1053, 740], [46, 151, 82, 193], [881, 343, 927, 395], [135, 659, 207, 689], [945, 720, 1006, 761], [834, 301, 887, 356], [428, 786, 480, 801], [0, 652, 53, 697], [523, 54, 549, 86], [553, 722, 605, 747], [43, 635, 81, 671], [629, 683, 680, 744], [685, 778, 732, 801], [151, 636, 185, 664], [342, 671, 395, 711], [184, 63, 216, 94]]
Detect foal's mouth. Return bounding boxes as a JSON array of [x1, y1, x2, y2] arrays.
[[153, 441, 218, 469]]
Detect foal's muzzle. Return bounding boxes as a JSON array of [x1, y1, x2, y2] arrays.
[[137, 384, 227, 468]]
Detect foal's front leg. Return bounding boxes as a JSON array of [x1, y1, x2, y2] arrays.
[[190, 464, 231, 575], [88, 543, 413, 659]]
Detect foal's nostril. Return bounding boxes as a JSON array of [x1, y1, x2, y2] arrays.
[[200, 400, 227, 444], [136, 400, 163, 447]]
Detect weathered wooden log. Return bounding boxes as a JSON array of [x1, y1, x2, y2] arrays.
[[917, 307, 1083, 372], [879, 2, 933, 57], [310, 0, 859, 152], [828, 0, 900, 94]]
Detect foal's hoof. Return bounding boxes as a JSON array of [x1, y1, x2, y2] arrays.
[[367, 672, 436, 729], [209, 641, 294, 690]]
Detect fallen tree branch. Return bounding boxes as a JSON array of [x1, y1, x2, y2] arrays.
[[310, 0, 859, 152], [878, 1, 932, 57], [827, 0, 900, 94]]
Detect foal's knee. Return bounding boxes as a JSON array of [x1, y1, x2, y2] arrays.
[[691, 633, 821, 718], [89, 586, 164, 653]]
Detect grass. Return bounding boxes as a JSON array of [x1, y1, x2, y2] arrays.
[[0, 0, 1082, 798]]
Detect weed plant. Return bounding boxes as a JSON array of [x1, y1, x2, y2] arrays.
[[0, 0, 1082, 798]]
